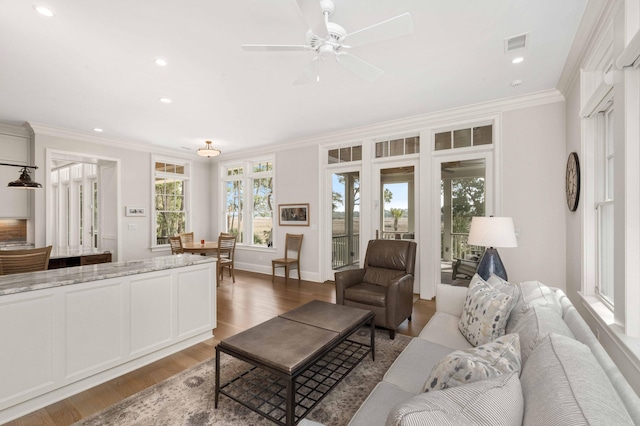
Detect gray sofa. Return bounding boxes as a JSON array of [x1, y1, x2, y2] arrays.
[[348, 277, 640, 425]]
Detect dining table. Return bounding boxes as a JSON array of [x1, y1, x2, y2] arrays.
[[181, 241, 218, 255]]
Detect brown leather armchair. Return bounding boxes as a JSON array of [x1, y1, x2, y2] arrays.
[[335, 239, 417, 339]]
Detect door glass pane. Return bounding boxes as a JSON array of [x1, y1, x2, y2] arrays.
[[380, 166, 414, 240], [440, 159, 486, 284], [332, 172, 360, 270]]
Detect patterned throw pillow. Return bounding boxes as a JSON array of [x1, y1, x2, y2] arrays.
[[423, 333, 521, 392], [387, 371, 524, 426], [458, 275, 514, 346]]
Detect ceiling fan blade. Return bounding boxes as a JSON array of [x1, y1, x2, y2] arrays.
[[295, 0, 329, 38], [293, 57, 321, 85], [241, 44, 311, 52], [344, 12, 413, 48], [335, 52, 384, 82]]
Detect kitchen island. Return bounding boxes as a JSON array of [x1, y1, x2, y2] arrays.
[[0, 254, 217, 423]]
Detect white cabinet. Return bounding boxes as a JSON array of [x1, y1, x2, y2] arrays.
[[0, 261, 216, 423], [0, 126, 31, 218]]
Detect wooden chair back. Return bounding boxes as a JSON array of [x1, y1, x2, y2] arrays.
[[0, 246, 52, 275], [217, 234, 237, 284], [177, 232, 194, 244], [169, 236, 183, 254], [284, 233, 303, 261]]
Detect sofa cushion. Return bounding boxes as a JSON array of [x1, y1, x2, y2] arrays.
[[344, 282, 387, 307], [509, 305, 574, 365], [386, 371, 523, 426], [520, 333, 634, 426], [423, 333, 521, 392], [458, 275, 514, 346], [363, 267, 406, 287], [383, 338, 456, 394], [506, 280, 562, 333], [419, 312, 473, 350], [348, 381, 415, 426]]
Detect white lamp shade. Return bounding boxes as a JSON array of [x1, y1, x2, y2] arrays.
[[467, 216, 517, 248]]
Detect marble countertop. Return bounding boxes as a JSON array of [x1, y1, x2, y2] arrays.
[[0, 254, 216, 296]]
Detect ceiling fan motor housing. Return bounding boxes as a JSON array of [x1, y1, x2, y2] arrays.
[[306, 22, 346, 54]]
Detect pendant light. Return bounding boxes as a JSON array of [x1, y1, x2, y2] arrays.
[[1, 163, 42, 189], [197, 141, 221, 157]]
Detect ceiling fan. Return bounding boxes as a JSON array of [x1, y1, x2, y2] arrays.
[[241, 0, 414, 84]]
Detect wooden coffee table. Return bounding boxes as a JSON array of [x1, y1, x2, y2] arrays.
[[215, 300, 375, 425]]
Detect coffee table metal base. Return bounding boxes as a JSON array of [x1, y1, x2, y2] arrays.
[[216, 338, 370, 425], [215, 303, 375, 426]]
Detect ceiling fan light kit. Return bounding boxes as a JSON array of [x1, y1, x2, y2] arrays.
[[241, 0, 413, 84]]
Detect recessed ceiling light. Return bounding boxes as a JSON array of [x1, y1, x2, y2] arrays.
[[512, 57, 524, 64], [93, 128, 103, 133], [34, 5, 54, 17], [159, 97, 172, 103], [155, 58, 168, 67]]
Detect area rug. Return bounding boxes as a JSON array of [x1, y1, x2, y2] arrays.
[[75, 329, 410, 426]]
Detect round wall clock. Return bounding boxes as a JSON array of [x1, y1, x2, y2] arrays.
[[565, 152, 580, 212]]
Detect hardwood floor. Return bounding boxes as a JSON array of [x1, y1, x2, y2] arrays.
[[6, 270, 436, 426]]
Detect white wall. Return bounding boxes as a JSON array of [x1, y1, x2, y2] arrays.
[[232, 144, 322, 282], [500, 102, 567, 286], [30, 128, 212, 261]]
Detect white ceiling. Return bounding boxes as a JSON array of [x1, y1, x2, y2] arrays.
[[0, 0, 588, 156]]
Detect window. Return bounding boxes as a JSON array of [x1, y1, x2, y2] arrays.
[[434, 125, 492, 151], [375, 136, 419, 158], [222, 158, 274, 247], [595, 102, 615, 305], [153, 158, 190, 246], [328, 145, 362, 163]]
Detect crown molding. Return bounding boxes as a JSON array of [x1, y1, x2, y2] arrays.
[[281, 89, 564, 148], [0, 121, 30, 137], [25, 122, 211, 163], [558, 0, 619, 95]]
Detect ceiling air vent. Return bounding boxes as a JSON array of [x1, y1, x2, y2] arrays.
[[505, 33, 528, 52]]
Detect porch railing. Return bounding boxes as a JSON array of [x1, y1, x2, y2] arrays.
[[449, 232, 482, 260], [332, 234, 360, 270]]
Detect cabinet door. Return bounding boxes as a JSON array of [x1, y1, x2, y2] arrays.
[[0, 133, 29, 218]]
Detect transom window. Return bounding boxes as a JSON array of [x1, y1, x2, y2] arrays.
[[328, 145, 362, 163], [434, 125, 492, 151], [375, 136, 419, 158]]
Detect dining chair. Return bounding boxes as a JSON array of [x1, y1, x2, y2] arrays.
[[217, 233, 237, 284], [177, 232, 194, 245], [272, 234, 303, 284], [169, 236, 183, 254], [0, 246, 53, 275]]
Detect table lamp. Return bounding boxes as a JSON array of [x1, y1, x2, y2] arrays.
[[467, 216, 517, 281]]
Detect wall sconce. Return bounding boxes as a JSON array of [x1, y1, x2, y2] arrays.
[[0, 163, 42, 189]]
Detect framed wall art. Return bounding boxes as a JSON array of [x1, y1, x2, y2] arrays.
[[278, 203, 309, 226], [125, 206, 146, 217]]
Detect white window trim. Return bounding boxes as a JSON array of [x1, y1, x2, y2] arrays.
[[150, 155, 192, 251], [219, 156, 275, 250]]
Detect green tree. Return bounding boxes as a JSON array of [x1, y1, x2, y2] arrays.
[[389, 207, 404, 231]]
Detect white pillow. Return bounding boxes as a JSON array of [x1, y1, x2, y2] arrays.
[[458, 275, 514, 346], [423, 333, 521, 392], [386, 371, 523, 426]]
